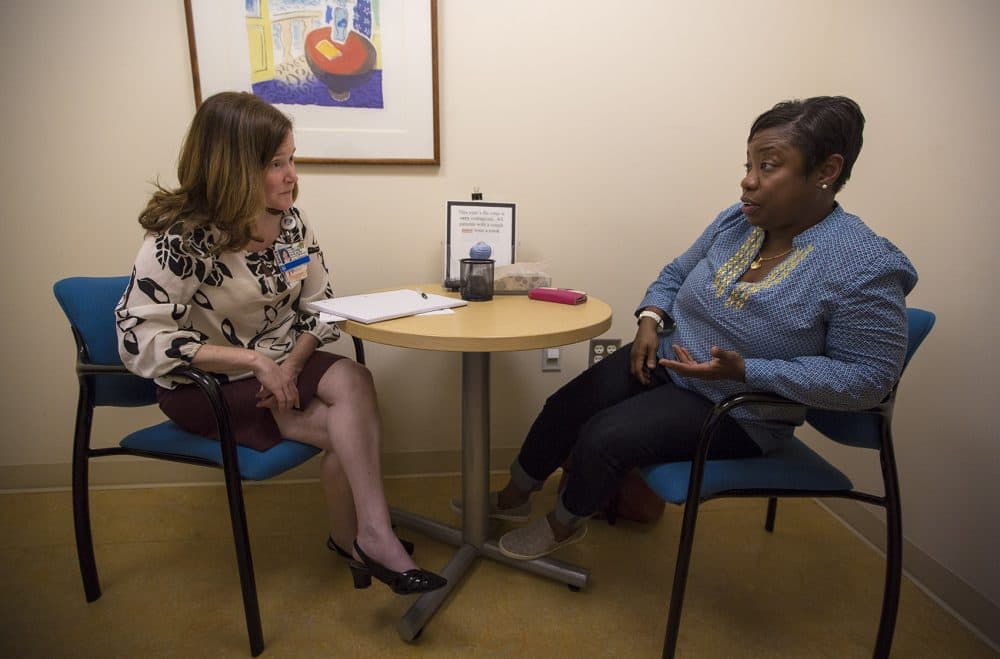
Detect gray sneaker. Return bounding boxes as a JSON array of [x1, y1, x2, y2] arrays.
[[449, 491, 531, 522]]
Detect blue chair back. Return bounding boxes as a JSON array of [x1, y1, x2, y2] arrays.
[[53, 276, 157, 407], [805, 308, 936, 449]]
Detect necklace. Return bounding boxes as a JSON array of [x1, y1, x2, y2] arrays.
[[749, 247, 793, 270]]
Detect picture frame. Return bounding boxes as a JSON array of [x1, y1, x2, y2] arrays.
[[445, 202, 517, 287], [183, 0, 439, 165]]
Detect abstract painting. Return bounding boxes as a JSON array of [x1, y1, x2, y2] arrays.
[[185, 0, 438, 164]]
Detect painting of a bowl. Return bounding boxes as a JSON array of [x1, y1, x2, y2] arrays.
[[304, 27, 377, 102]]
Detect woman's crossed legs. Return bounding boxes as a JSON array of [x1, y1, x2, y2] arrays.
[[273, 358, 416, 574]]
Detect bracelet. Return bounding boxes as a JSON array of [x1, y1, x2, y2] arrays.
[[637, 309, 664, 330]]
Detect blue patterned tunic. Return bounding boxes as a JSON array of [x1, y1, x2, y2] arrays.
[[638, 203, 918, 452]]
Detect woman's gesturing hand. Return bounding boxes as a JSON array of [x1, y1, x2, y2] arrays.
[[660, 344, 746, 382]]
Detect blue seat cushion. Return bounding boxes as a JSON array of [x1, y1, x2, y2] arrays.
[[121, 421, 321, 481], [641, 437, 853, 504]]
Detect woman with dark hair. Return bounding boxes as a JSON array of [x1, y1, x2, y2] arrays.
[[116, 91, 445, 595], [454, 96, 918, 560]]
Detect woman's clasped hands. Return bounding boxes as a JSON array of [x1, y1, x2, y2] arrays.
[[254, 355, 302, 412]]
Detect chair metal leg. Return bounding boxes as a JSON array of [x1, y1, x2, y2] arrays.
[[72, 392, 101, 602], [186, 366, 265, 656], [662, 496, 703, 658], [606, 491, 619, 526], [765, 497, 778, 533], [875, 445, 903, 659], [221, 459, 265, 657]]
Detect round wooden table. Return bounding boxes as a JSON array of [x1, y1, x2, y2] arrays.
[[343, 285, 613, 640], [342, 285, 612, 352]]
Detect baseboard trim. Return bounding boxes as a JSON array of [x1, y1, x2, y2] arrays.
[[820, 498, 999, 652], [0, 447, 521, 492]]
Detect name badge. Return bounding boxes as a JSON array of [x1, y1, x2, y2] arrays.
[[274, 241, 310, 284]]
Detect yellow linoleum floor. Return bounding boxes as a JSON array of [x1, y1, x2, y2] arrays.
[[0, 474, 994, 658]]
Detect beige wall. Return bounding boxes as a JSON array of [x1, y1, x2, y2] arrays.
[[2, 0, 997, 642]]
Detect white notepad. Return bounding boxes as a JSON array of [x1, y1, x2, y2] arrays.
[[307, 289, 467, 324]]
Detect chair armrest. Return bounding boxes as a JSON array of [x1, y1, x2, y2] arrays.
[[677, 392, 806, 503], [169, 363, 226, 399], [706, 391, 805, 427], [705, 389, 892, 442], [167, 364, 238, 463], [702, 391, 802, 453], [692, 391, 803, 463], [686, 389, 893, 500], [76, 362, 135, 376]]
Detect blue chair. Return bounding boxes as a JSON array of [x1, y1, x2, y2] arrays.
[[642, 308, 935, 658], [53, 276, 366, 656]]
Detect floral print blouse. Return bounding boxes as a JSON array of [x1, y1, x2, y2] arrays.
[[115, 207, 339, 388]]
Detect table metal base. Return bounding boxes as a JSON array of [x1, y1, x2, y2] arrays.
[[389, 352, 590, 641]]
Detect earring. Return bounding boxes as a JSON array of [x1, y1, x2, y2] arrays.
[[820, 183, 829, 190]]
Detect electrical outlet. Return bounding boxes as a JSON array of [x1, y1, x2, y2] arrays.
[[541, 347, 561, 371], [589, 338, 622, 367]]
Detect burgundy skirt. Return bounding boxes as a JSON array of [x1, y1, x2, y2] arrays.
[[156, 351, 345, 451]]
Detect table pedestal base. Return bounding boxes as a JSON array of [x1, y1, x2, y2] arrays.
[[390, 507, 590, 641], [389, 352, 590, 641]]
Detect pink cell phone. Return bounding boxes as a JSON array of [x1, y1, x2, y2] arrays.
[[528, 287, 588, 305]]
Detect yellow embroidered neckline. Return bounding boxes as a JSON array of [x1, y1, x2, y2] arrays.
[[712, 227, 813, 309]]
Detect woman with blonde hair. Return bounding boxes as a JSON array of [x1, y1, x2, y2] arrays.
[[117, 91, 445, 595]]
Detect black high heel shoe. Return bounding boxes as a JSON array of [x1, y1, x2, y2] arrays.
[[327, 535, 414, 560], [350, 540, 447, 595]]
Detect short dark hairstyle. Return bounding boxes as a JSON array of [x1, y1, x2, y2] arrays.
[[749, 96, 865, 193]]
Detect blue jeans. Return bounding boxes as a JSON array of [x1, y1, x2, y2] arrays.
[[513, 343, 762, 522]]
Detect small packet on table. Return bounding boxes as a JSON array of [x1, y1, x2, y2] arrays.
[[493, 261, 552, 294]]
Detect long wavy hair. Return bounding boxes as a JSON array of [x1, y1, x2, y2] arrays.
[[138, 91, 298, 254]]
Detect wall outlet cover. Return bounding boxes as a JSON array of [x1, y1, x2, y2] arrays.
[[589, 338, 622, 367]]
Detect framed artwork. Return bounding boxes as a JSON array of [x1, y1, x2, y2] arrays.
[[184, 0, 439, 164]]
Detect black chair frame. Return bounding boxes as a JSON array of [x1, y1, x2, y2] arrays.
[[70, 321, 365, 657], [663, 388, 902, 659]]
